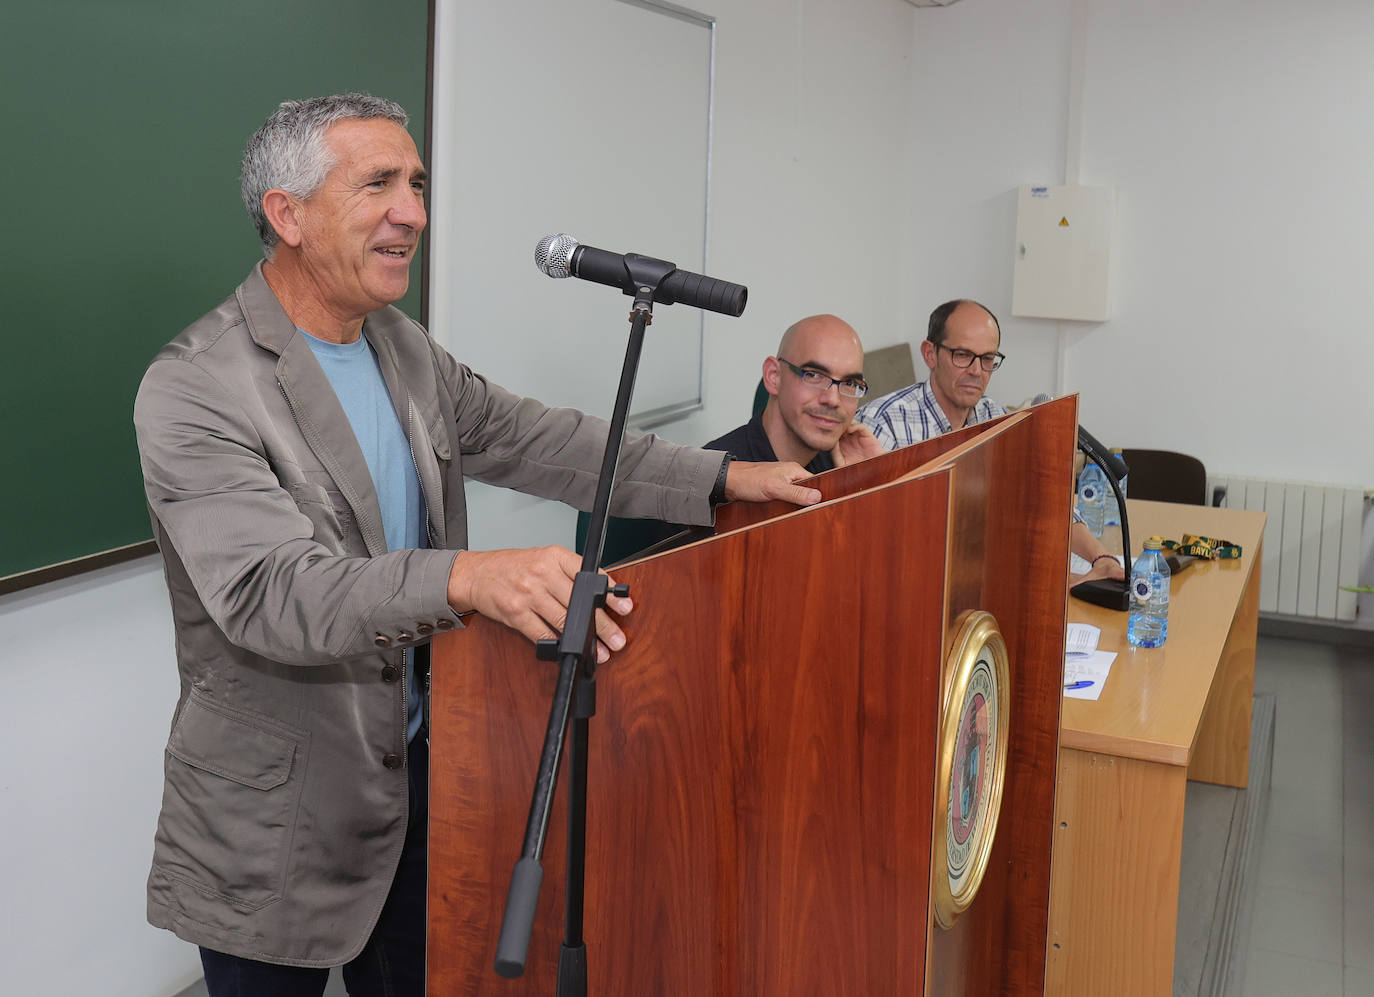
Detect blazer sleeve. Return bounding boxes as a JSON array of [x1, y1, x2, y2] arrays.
[[429, 341, 723, 527], [135, 357, 461, 666]]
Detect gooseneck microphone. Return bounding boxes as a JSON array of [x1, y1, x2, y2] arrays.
[[1071, 424, 1133, 610], [535, 233, 748, 317], [1077, 424, 1129, 481]]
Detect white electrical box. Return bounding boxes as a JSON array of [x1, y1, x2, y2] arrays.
[[1011, 184, 1115, 322]]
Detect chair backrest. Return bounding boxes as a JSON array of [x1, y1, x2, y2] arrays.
[[1119, 448, 1207, 505], [863, 342, 919, 401], [752, 378, 769, 417]]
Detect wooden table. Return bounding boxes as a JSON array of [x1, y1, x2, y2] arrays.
[[1045, 499, 1267, 995]]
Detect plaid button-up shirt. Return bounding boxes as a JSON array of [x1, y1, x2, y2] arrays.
[[855, 380, 1006, 451]]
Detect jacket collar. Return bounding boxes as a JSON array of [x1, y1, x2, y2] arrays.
[[235, 262, 448, 552], [237, 262, 390, 555], [237, 261, 299, 357]]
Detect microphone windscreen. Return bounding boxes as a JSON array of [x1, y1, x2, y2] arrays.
[[535, 233, 579, 278]]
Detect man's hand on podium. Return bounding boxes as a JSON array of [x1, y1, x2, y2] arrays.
[[724, 460, 823, 507]]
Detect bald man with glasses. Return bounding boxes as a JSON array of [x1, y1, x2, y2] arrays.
[[856, 299, 1006, 447], [706, 314, 884, 472]]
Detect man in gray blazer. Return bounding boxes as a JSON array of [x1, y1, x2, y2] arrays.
[[134, 93, 814, 997]]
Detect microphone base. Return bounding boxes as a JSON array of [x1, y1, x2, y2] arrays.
[[1070, 578, 1131, 611]]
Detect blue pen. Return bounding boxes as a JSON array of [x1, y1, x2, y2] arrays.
[[1064, 680, 1094, 690]]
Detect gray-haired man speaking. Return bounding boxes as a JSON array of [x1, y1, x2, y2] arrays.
[[135, 93, 815, 996]]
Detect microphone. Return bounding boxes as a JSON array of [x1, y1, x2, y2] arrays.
[[535, 233, 748, 317], [1077, 424, 1129, 480]]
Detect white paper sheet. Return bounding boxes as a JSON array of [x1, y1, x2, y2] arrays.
[[1065, 623, 1101, 657], [1063, 650, 1115, 700]]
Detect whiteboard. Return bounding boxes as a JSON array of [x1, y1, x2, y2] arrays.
[[432, 0, 714, 427]]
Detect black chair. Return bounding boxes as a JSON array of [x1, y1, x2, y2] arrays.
[[1118, 449, 1207, 506], [753, 378, 769, 417], [573, 510, 688, 568]]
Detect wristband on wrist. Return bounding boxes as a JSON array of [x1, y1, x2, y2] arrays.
[[1090, 553, 1116, 566], [709, 454, 733, 505]]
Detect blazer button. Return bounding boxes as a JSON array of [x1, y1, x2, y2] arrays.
[[374, 633, 392, 648], [436, 619, 455, 631], [396, 631, 414, 643], [381, 664, 400, 682], [416, 622, 434, 636], [382, 753, 402, 770]]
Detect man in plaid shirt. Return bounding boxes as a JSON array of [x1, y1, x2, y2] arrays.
[[855, 299, 1006, 448]]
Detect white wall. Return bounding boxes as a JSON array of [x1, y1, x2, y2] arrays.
[[431, 0, 919, 549], [1073, 0, 1374, 483], [905, 0, 1374, 487], [688, 0, 918, 435], [906, 0, 1374, 612], [901, 0, 1075, 409], [0, 559, 202, 997]]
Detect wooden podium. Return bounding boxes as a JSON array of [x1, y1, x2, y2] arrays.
[[428, 397, 1078, 995]]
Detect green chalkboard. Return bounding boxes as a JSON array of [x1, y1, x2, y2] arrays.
[[0, 0, 431, 588]]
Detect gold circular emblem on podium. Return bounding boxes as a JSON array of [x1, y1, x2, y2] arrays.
[[933, 610, 1010, 930]]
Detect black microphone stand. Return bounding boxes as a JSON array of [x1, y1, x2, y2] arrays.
[[1069, 432, 1132, 611], [493, 256, 679, 995]]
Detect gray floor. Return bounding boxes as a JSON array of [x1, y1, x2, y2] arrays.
[[176, 633, 1374, 997], [1239, 635, 1374, 996]]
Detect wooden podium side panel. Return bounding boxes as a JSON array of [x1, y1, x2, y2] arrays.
[[428, 471, 952, 995], [713, 410, 1017, 536], [925, 399, 1076, 996], [1187, 536, 1261, 788]]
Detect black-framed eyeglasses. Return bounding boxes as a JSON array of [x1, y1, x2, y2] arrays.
[[777, 358, 868, 398], [936, 343, 1005, 372]]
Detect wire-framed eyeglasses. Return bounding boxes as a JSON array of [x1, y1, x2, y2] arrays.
[[936, 343, 1005, 372], [777, 358, 869, 398]]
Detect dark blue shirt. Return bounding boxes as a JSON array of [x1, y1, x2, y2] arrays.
[[705, 413, 835, 474]]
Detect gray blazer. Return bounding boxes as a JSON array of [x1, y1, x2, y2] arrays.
[[134, 264, 721, 966]]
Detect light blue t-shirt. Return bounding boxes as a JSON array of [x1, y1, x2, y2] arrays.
[[301, 329, 427, 742]]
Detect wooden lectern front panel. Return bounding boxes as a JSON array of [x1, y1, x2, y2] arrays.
[[427, 396, 1076, 995], [429, 468, 953, 995]]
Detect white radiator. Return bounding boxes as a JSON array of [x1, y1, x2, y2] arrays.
[[1206, 475, 1367, 622]]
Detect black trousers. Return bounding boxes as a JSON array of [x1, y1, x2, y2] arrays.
[[200, 733, 429, 997]]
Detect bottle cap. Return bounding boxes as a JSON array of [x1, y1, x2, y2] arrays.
[[1143, 536, 1165, 550]]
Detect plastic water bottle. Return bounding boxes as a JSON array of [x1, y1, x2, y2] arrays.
[[1078, 461, 1108, 537], [1127, 538, 1171, 648], [1104, 448, 1127, 527]]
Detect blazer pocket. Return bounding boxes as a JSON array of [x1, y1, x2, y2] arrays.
[[158, 695, 307, 910], [285, 480, 362, 556], [426, 412, 452, 462]]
